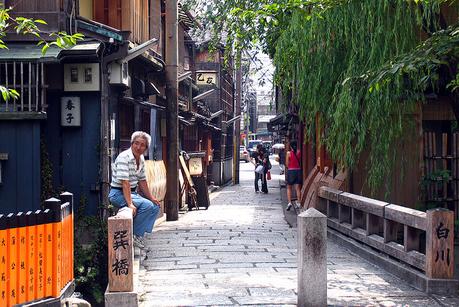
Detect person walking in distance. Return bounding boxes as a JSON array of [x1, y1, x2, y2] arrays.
[[286, 140, 302, 211], [252, 144, 269, 193], [278, 147, 286, 175], [109, 131, 161, 250]]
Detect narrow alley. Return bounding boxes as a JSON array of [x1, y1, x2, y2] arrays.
[[138, 161, 457, 306]]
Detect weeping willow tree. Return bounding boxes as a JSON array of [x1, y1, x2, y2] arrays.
[[186, 0, 459, 192], [273, 0, 459, 191]]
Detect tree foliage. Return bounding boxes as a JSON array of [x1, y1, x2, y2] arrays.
[[0, 6, 84, 102], [187, 0, 459, 192]]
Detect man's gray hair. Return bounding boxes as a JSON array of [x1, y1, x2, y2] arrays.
[[131, 131, 151, 148]]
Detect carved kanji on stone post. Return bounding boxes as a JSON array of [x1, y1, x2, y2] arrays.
[[108, 208, 134, 292], [426, 208, 454, 279]]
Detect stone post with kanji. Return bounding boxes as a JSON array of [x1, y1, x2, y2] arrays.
[[426, 208, 454, 279], [108, 208, 134, 292]]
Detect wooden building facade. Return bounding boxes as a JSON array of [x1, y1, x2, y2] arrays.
[[0, 0, 236, 214], [0, 0, 167, 214]]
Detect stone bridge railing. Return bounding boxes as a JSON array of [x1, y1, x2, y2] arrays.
[[317, 186, 457, 293]]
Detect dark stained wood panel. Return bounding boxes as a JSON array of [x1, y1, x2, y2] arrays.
[[108, 0, 121, 29], [93, 0, 108, 24]]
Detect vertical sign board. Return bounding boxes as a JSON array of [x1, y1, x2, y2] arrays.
[[108, 209, 134, 292], [56, 207, 63, 294], [61, 206, 67, 288], [60, 192, 75, 282], [60, 201, 72, 288], [70, 206, 74, 280], [44, 198, 62, 297], [426, 208, 455, 279], [26, 211, 36, 302], [6, 213, 17, 306], [44, 209, 53, 297], [36, 210, 45, 300], [17, 212, 27, 304], [0, 214, 6, 307], [61, 97, 81, 127]]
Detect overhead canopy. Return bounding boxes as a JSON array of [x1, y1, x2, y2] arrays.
[[258, 115, 276, 123], [193, 89, 216, 102], [0, 42, 102, 62], [202, 121, 221, 132], [179, 116, 193, 126], [121, 97, 166, 111], [58, 42, 102, 60], [268, 113, 298, 133], [0, 44, 61, 62]]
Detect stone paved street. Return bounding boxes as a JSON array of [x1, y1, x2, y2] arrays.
[[139, 160, 459, 306]]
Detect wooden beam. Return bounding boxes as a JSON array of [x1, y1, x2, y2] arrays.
[[0, 112, 47, 120]]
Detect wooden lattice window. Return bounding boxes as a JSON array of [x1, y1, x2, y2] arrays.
[[0, 61, 45, 112]]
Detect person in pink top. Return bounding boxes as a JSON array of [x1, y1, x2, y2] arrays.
[[286, 140, 302, 211]]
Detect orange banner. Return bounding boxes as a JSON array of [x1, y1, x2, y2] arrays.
[[26, 211, 37, 302], [36, 216, 45, 300], [7, 213, 18, 306], [17, 213, 27, 304], [44, 210, 53, 298], [0, 214, 7, 307], [0, 193, 75, 306], [52, 219, 62, 297]]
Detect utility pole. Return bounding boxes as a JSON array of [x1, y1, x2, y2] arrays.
[[165, 0, 179, 221], [233, 63, 242, 184]]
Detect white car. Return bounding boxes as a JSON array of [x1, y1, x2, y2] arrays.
[[239, 146, 250, 162]]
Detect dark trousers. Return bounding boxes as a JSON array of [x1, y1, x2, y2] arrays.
[[255, 171, 268, 193]]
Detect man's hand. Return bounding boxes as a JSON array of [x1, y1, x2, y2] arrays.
[[128, 203, 137, 216]]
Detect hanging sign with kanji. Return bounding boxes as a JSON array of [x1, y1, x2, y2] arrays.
[[189, 158, 203, 176], [61, 97, 81, 127], [196, 71, 218, 86]]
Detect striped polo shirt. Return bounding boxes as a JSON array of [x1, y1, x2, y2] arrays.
[[111, 148, 146, 189]]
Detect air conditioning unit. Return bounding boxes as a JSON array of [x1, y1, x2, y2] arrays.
[[108, 62, 130, 87]]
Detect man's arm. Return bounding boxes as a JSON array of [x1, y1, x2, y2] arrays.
[[122, 180, 137, 216], [251, 152, 257, 166], [138, 180, 160, 205]]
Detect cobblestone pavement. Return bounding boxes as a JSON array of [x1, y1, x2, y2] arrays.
[[139, 160, 459, 306]]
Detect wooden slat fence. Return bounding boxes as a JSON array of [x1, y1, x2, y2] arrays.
[[317, 186, 454, 279], [423, 131, 459, 237], [0, 193, 74, 307]]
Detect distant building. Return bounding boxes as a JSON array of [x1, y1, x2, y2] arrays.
[[255, 89, 275, 140], [245, 91, 257, 134]]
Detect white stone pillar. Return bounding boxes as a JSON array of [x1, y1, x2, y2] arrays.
[[297, 208, 327, 307]]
